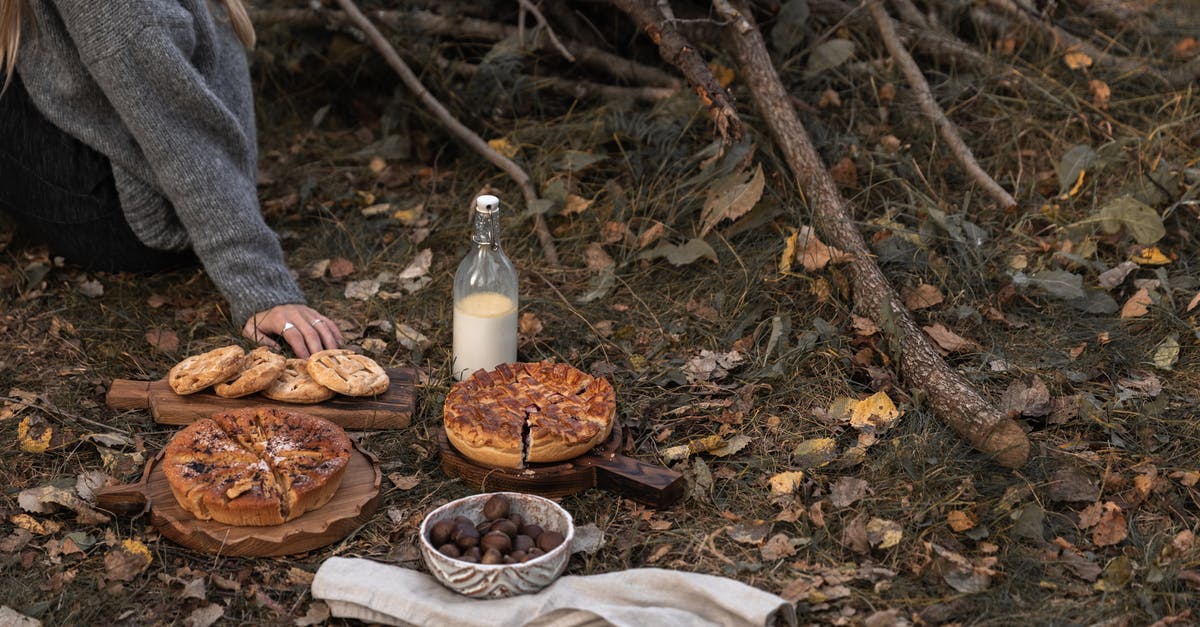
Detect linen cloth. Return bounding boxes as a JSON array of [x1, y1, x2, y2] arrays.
[[312, 557, 797, 627]]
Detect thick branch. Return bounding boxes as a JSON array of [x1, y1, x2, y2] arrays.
[[612, 0, 744, 142], [435, 54, 675, 103], [250, 8, 681, 90], [868, 1, 1017, 210], [715, 1, 1030, 468], [330, 0, 558, 265]]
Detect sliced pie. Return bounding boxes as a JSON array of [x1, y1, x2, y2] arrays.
[[443, 362, 615, 469], [161, 408, 352, 526]]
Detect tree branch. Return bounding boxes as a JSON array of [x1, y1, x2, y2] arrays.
[[330, 0, 558, 264], [868, 0, 1017, 210], [714, 0, 1030, 468], [612, 0, 744, 142]]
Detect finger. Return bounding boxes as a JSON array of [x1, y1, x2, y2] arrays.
[[280, 324, 311, 359], [297, 322, 324, 358], [244, 319, 278, 348], [310, 319, 339, 350]]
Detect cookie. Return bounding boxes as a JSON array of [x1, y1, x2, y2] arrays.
[[168, 345, 246, 395], [214, 347, 287, 398], [262, 359, 336, 404], [307, 349, 390, 397]]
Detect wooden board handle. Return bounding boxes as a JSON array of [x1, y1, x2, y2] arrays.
[[107, 379, 153, 410], [576, 452, 685, 508], [96, 483, 150, 518]]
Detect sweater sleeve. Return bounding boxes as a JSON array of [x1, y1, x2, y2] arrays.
[[54, 6, 305, 325]]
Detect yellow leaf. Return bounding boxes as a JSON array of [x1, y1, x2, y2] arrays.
[[709, 62, 735, 88], [1064, 50, 1094, 70], [662, 435, 726, 462], [10, 513, 60, 535], [1131, 246, 1170, 265], [792, 438, 837, 468], [354, 190, 376, 206], [849, 391, 902, 431], [779, 229, 799, 274], [768, 471, 805, 495], [866, 517, 903, 549], [1119, 287, 1151, 318], [1068, 169, 1087, 198], [562, 194, 594, 216], [121, 539, 153, 564], [487, 137, 519, 158], [947, 510, 978, 532], [18, 415, 52, 453]]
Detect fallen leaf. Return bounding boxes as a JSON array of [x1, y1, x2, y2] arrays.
[[104, 539, 153, 582], [932, 543, 993, 593], [851, 315, 879, 336], [727, 520, 772, 545], [849, 391, 902, 432], [1046, 467, 1099, 503], [1187, 290, 1200, 312], [1064, 50, 1094, 69], [700, 164, 764, 237], [0, 606, 40, 627], [571, 523, 606, 554], [830, 476, 869, 508], [768, 471, 805, 495], [344, 279, 380, 301], [395, 324, 429, 351], [295, 602, 331, 627], [329, 257, 355, 280], [948, 510, 977, 532], [760, 533, 798, 560], [1131, 246, 1170, 265], [806, 39, 856, 75], [923, 323, 976, 353], [78, 279, 104, 298], [9, 513, 61, 535], [662, 435, 726, 462], [792, 438, 837, 468], [1097, 261, 1137, 289], [1097, 195, 1165, 246], [307, 259, 330, 279], [866, 517, 903, 549], [1078, 502, 1103, 528], [397, 249, 432, 281], [637, 221, 665, 249], [1095, 555, 1132, 592], [360, 202, 392, 217], [1120, 288, 1152, 318], [710, 435, 752, 457], [639, 238, 718, 266], [388, 473, 420, 490], [145, 328, 179, 354], [1092, 502, 1128, 547], [1152, 335, 1180, 370], [903, 283, 945, 310], [183, 603, 224, 627], [819, 89, 841, 108], [1013, 504, 1045, 542], [795, 225, 852, 272], [487, 137, 519, 158], [584, 242, 614, 273], [1089, 79, 1111, 109], [999, 376, 1053, 418], [683, 349, 744, 383], [18, 415, 73, 453], [1059, 549, 1102, 582]]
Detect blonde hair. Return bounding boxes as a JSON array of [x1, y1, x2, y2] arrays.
[[1, 0, 255, 91]]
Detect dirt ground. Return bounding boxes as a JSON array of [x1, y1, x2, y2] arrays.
[[2, 2, 1200, 625]]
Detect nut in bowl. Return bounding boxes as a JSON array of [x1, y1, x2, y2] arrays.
[[418, 492, 574, 598]]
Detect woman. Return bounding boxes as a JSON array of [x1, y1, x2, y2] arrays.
[[0, 0, 342, 358]]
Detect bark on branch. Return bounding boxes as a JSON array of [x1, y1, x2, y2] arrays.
[[714, 0, 1030, 468], [612, 0, 744, 142], [331, 0, 558, 264]]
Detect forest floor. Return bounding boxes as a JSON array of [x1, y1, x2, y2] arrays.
[[2, 1, 1200, 625]]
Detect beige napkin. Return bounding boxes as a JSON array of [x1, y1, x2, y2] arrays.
[[312, 557, 797, 627]]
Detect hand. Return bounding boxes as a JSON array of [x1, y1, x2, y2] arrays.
[[243, 304, 344, 359]]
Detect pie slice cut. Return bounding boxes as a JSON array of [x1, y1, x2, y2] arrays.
[[443, 362, 615, 469], [161, 408, 353, 526]]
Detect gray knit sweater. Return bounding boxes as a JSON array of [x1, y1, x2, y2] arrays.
[[17, 0, 304, 324]]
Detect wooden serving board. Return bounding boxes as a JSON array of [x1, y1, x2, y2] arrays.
[[96, 445, 381, 557], [106, 367, 416, 429], [438, 423, 685, 508]]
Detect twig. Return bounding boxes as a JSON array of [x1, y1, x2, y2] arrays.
[[330, 0, 559, 265], [434, 53, 675, 103], [868, 0, 1017, 210], [888, 0, 929, 29], [516, 0, 575, 62], [983, 0, 1168, 84], [714, 0, 1030, 468], [249, 8, 681, 89]]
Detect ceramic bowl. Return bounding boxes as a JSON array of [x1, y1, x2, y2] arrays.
[[418, 491, 574, 598]]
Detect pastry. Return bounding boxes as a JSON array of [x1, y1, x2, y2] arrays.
[[443, 362, 615, 469], [262, 358, 336, 404], [168, 345, 245, 395], [214, 347, 286, 398], [161, 407, 353, 526], [307, 349, 390, 397]]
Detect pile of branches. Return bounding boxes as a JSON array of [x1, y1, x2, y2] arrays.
[[252, 0, 1198, 469]]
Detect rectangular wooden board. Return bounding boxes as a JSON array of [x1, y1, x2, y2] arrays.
[[107, 367, 415, 429]]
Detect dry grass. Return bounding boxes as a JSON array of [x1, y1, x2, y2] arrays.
[[2, 1, 1199, 624]]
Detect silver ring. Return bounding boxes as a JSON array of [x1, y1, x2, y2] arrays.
[[310, 319, 324, 326], [282, 322, 296, 332]]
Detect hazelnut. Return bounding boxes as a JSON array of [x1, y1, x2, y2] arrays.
[[463, 546, 482, 561], [513, 534, 534, 553], [476, 520, 494, 534], [492, 519, 519, 537], [438, 543, 461, 558], [429, 520, 454, 546], [453, 524, 480, 549], [526, 547, 545, 559], [481, 548, 504, 565], [480, 530, 513, 553], [537, 530, 565, 552], [521, 524, 544, 540], [510, 550, 527, 562], [508, 513, 524, 528], [458, 553, 479, 563], [482, 494, 510, 521]]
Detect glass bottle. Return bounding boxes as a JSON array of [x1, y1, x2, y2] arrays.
[[452, 194, 519, 380]]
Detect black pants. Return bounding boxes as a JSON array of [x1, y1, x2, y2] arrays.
[[0, 74, 193, 272]]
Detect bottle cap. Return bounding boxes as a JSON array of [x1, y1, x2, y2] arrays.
[[474, 195, 500, 214]]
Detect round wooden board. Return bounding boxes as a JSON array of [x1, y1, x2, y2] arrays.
[[438, 423, 622, 499], [143, 446, 380, 557]]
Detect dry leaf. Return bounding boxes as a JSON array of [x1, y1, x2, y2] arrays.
[[768, 471, 805, 495], [344, 279, 380, 301], [1131, 246, 1170, 265], [518, 312, 543, 338], [562, 194, 594, 216], [999, 376, 1053, 418], [1089, 79, 1111, 109], [145, 328, 179, 354], [709, 62, 735, 87], [1120, 287, 1152, 318], [295, 602, 331, 627], [10, 513, 61, 535], [903, 283, 945, 310], [760, 533, 798, 560], [1064, 50, 1094, 69], [849, 391, 902, 432], [329, 257, 355, 280], [18, 415, 73, 453], [307, 259, 330, 279], [487, 137, 519, 158], [360, 202, 392, 217], [184, 603, 224, 627], [1092, 502, 1127, 547], [637, 221, 665, 249], [923, 323, 976, 353], [662, 435, 725, 462], [851, 315, 879, 336], [830, 476, 869, 508], [866, 518, 903, 549], [584, 242, 614, 273], [819, 89, 841, 108], [104, 539, 153, 582], [700, 164, 764, 237], [683, 349, 744, 383], [795, 225, 852, 272], [388, 473, 420, 490], [792, 438, 837, 469], [727, 520, 772, 545], [830, 156, 857, 187], [948, 510, 978, 532]]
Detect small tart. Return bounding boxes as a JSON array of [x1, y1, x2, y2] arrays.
[[168, 345, 245, 395], [214, 347, 287, 398], [307, 349, 390, 397]]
